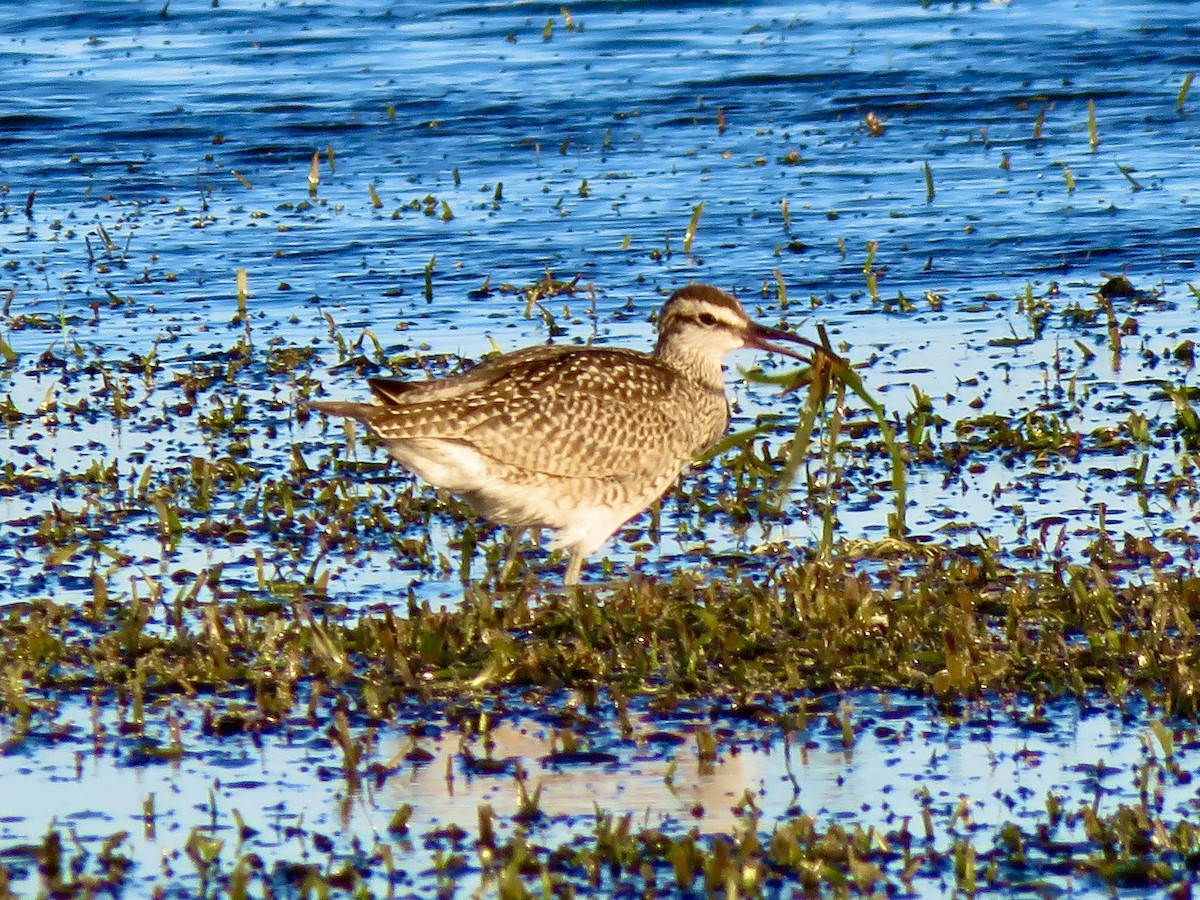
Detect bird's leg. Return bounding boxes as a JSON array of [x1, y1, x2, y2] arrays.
[[563, 548, 584, 587], [498, 527, 527, 585]]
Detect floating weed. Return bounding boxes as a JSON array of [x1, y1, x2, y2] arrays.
[[1061, 161, 1076, 194], [513, 769, 544, 823], [0, 394, 20, 425], [307, 149, 320, 196], [682, 201, 703, 255], [511, 268, 580, 319], [0, 333, 17, 367], [329, 707, 364, 790], [423, 254, 435, 303], [234, 267, 249, 316], [1117, 160, 1144, 191], [387, 803, 413, 836], [861, 240, 880, 302], [1163, 382, 1200, 451], [184, 827, 224, 889]]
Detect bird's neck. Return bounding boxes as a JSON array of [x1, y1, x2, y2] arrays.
[[654, 337, 727, 389]]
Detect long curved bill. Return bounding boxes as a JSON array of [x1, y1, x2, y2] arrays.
[[744, 320, 840, 365]]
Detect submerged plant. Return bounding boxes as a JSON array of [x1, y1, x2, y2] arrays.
[[732, 325, 908, 545]]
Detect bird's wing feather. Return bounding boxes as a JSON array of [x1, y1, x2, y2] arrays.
[[367, 345, 572, 405], [368, 347, 720, 479]]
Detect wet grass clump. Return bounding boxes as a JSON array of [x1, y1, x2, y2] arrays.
[[2, 544, 1200, 724]]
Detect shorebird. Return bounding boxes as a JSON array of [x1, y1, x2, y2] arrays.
[[308, 284, 829, 585]]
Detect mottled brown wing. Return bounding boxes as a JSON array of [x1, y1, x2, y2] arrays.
[[367, 347, 716, 479], [367, 345, 571, 405]]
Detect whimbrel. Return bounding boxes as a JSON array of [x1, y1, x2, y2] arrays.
[[309, 284, 828, 584]]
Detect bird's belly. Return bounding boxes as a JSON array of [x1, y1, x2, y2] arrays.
[[385, 437, 682, 548], [391, 442, 553, 527], [387, 439, 496, 494]]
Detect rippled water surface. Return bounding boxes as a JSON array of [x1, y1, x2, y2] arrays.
[[2, 0, 1200, 894], [1, 688, 1193, 897]]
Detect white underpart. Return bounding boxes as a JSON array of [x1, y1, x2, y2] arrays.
[[393, 437, 677, 563]]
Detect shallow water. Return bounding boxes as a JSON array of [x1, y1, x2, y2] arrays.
[[0, 689, 1192, 896], [2, 0, 1200, 893]]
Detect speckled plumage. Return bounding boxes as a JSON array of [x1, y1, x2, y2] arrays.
[[309, 284, 821, 585]]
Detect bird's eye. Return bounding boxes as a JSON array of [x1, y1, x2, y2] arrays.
[[698, 312, 718, 326]]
